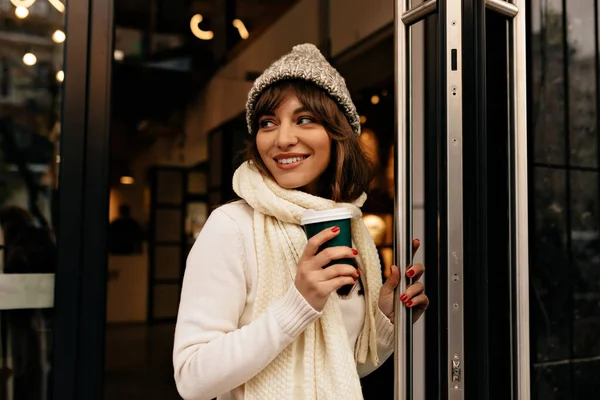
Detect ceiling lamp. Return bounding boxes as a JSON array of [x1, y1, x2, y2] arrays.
[[232, 19, 249, 39], [48, 0, 65, 13], [10, 0, 35, 8], [23, 52, 37, 66], [52, 30, 66, 43], [120, 176, 134, 185], [56, 70, 64, 82], [15, 6, 29, 18], [190, 14, 214, 40]]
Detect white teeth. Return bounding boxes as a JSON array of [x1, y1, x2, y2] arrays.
[[276, 156, 307, 164]]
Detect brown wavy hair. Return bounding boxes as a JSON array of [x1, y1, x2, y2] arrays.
[[245, 79, 373, 203]]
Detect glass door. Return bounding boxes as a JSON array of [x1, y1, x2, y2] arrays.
[[1, 1, 114, 399], [395, 0, 529, 399]]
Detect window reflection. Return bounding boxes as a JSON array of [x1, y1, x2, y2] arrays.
[[530, 0, 600, 397], [0, 1, 64, 399]]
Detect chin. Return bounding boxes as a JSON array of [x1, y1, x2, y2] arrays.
[[275, 177, 309, 190]]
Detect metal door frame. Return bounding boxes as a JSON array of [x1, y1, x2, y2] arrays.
[[53, 0, 113, 399], [394, 1, 529, 398]]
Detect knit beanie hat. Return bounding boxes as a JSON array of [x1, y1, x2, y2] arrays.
[[245, 43, 361, 136]]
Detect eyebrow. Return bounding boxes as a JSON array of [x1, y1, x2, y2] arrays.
[[293, 106, 311, 114]]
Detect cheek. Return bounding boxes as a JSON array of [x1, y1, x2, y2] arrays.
[[255, 136, 270, 161]]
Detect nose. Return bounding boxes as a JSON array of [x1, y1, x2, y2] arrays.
[[275, 123, 298, 148]]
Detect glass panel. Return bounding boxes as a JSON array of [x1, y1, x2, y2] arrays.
[[154, 245, 181, 280], [188, 170, 207, 194], [531, 0, 566, 165], [155, 209, 181, 242], [570, 171, 599, 359], [186, 202, 208, 241], [152, 284, 180, 319], [156, 170, 182, 204], [531, 167, 569, 362], [567, 1, 597, 168], [0, 1, 65, 399]]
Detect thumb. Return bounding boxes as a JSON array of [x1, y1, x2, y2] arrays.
[[382, 265, 400, 294]]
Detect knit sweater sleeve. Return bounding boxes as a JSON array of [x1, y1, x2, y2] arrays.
[[173, 208, 321, 400], [357, 308, 395, 378]]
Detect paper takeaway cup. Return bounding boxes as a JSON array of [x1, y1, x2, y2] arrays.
[[301, 208, 355, 268]]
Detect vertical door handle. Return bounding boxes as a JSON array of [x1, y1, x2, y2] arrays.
[[485, 1, 531, 398], [394, 1, 438, 399]]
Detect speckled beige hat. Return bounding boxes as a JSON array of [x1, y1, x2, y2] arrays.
[[245, 43, 361, 136]]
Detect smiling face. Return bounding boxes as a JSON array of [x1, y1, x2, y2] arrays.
[[246, 80, 372, 203], [255, 92, 332, 193]]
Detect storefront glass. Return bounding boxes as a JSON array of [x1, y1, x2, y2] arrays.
[[0, 1, 65, 399]]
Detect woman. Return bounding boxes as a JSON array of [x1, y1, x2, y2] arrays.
[[173, 43, 428, 400]]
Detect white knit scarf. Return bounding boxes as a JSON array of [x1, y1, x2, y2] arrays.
[[232, 161, 384, 400]]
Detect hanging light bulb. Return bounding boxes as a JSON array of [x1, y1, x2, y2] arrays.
[[23, 52, 37, 66], [15, 6, 29, 18], [56, 70, 64, 82], [52, 30, 66, 43], [190, 14, 214, 40], [48, 0, 65, 13], [232, 19, 249, 39]]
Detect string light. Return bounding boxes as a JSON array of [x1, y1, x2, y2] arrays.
[[52, 30, 66, 43], [9, 0, 36, 8], [114, 50, 124, 61], [232, 19, 249, 39], [190, 14, 214, 40], [371, 95, 380, 105], [23, 52, 37, 66], [56, 70, 64, 82], [48, 0, 65, 13]]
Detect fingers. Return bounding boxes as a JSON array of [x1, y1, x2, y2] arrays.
[[406, 263, 425, 281], [324, 275, 357, 293], [301, 226, 342, 260], [320, 264, 359, 281], [399, 282, 424, 304], [412, 238, 420, 259], [404, 293, 429, 309], [311, 246, 357, 269], [381, 265, 400, 294]]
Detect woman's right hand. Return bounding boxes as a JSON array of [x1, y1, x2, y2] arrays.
[[295, 226, 360, 312]]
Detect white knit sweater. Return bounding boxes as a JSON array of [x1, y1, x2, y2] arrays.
[[173, 201, 395, 400]]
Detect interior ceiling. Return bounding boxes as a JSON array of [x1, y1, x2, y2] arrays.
[[110, 0, 298, 181]]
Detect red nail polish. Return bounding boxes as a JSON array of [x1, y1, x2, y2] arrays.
[[331, 226, 340, 233], [406, 301, 413, 307], [407, 269, 415, 278], [356, 270, 360, 275], [352, 249, 359, 255], [400, 294, 408, 302]]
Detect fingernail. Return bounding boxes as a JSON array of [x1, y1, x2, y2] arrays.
[[356, 270, 360, 275], [400, 294, 408, 302], [407, 269, 415, 278], [352, 249, 359, 255], [406, 301, 413, 307], [331, 226, 340, 233]]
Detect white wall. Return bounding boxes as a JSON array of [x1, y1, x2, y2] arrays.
[[329, 0, 393, 56]]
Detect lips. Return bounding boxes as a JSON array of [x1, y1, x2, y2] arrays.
[[275, 155, 309, 164], [273, 153, 309, 169]]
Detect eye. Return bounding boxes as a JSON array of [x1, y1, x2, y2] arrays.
[[259, 119, 276, 129], [297, 116, 315, 125]]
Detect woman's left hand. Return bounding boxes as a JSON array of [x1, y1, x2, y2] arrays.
[[378, 239, 429, 324]]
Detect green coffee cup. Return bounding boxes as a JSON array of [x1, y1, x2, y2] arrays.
[[301, 208, 355, 268]]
